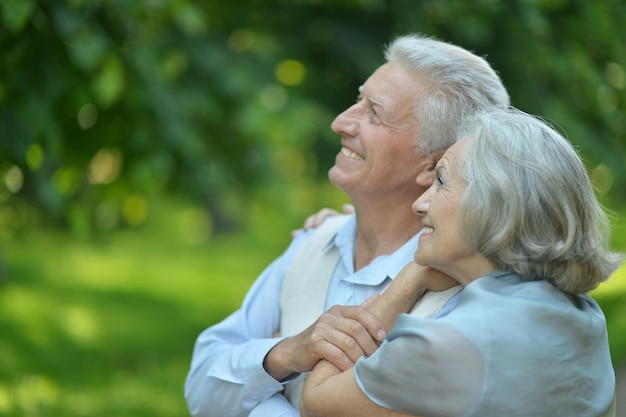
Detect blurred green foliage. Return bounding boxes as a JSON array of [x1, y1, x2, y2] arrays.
[[0, 199, 293, 416], [1, 0, 625, 239]]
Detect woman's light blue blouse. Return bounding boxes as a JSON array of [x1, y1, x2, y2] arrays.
[[354, 271, 615, 417]]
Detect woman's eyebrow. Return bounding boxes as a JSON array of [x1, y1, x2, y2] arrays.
[[435, 163, 448, 178]]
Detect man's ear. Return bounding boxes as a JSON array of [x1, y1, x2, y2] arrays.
[[415, 149, 445, 187]]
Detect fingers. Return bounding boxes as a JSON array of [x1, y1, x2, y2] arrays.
[[341, 204, 355, 214], [308, 332, 358, 372], [312, 305, 386, 368], [336, 304, 387, 345], [303, 208, 341, 230], [291, 205, 354, 237], [266, 303, 387, 378], [291, 209, 340, 237]]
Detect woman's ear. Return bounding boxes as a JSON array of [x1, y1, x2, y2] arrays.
[[415, 150, 445, 187]]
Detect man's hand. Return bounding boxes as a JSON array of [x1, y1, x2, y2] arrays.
[[263, 302, 385, 381], [291, 204, 355, 237]]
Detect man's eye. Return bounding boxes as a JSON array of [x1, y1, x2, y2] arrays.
[[436, 175, 445, 188]]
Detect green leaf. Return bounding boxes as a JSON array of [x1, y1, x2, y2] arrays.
[[0, 0, 35, 34], [93, 54, 126, 108]]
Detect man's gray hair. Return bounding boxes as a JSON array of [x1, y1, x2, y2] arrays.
[[385, 34, 510, 155]]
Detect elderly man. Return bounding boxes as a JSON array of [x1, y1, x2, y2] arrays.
[[185, 33, 509, 417]]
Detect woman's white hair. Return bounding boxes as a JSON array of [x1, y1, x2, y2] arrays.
[[458, 107, 622, 293], [385, 34, 510, 156]]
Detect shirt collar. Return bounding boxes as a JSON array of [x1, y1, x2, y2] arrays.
[[325, 214, 420, 286]]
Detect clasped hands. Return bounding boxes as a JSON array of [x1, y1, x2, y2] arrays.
[[263, 262, 458, 381]]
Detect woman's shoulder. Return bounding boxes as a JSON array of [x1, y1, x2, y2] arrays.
[[463, 271, 603, 313], [392, 270, 605, 342]]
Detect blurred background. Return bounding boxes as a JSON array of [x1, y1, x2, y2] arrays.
[[1, 0, 625, 416]]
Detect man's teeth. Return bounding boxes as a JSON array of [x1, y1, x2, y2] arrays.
[[422, 226, 434, 233], [341, 147, 364, 160]]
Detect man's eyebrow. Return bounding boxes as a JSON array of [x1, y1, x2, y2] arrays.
[[359, 85, 385, 110], [358, 85, 389, 116], [368, 96, 385, 110]]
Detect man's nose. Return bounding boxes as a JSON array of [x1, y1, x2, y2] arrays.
[[331, 103, 360, 137]]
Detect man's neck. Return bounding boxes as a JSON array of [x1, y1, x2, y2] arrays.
[[352, 204, 422, 272]]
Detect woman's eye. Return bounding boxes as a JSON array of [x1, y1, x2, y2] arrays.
[[436, 175, 445, 189]]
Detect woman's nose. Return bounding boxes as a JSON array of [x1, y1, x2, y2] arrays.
[[412, 185, 434, 217]]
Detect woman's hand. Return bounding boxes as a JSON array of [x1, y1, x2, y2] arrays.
[[291, 204, 355, 237]]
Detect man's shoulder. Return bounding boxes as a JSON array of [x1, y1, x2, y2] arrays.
[[316, 214, 351, 231], [287, 214, 351, 262], [300, 214, 351, 246]]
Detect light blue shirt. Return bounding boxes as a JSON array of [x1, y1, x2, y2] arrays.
[[185, 215, 419, 417], [355, 271, 615, 417]]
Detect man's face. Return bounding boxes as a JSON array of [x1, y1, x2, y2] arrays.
[[328, 62, 429, 201]]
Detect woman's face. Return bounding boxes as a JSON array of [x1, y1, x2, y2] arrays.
[[412, 138, 490, 284]]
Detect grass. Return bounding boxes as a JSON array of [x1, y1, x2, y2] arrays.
[[0, 222, 290, 417], [1, 200, 625, 416]]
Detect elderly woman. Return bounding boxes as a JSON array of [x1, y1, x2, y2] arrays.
[[300, 107, 621, 417]]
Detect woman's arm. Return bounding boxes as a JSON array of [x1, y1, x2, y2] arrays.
[[301, 360, 418, 417], [300, 262, 454, 417], [368, 262, 455, 330]]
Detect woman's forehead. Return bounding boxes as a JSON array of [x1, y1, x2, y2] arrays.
[[439, 138, 472, 169]]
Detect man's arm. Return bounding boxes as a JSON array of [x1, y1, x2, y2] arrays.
[[263, 302, 386, 380], [185, 237, 307, 417], [185, 227, 391, 417], [301, 361, 420, 417], [249, 394, 301, 417]]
